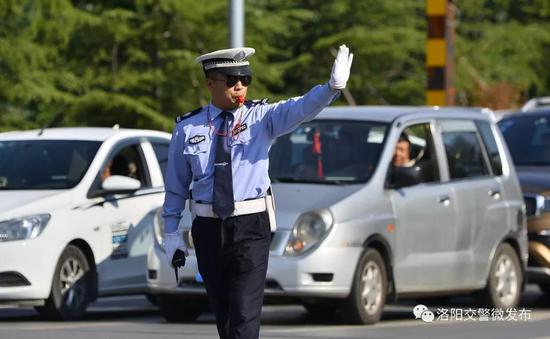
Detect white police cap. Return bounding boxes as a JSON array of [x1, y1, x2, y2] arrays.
[[195, 47, 255, 76]]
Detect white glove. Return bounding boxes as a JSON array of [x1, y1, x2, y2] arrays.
[[329, 44, 354, 90], [163, 231, 188, 267]]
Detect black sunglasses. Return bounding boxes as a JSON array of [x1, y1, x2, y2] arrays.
[[214, 75, 252, 87]]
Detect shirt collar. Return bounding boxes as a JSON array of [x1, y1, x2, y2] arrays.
[[209, 102, 237, 120]]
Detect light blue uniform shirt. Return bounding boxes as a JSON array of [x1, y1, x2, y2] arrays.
[[162, 83, 339, 233]]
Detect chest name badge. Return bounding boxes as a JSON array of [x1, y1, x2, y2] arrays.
[[232, 123, 248, 136], [189, 135, 206, 144]]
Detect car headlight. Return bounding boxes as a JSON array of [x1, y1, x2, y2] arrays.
[[284, 209, 334, 256], [152, 208, 194, 251], [0, 214, 51, 242], [153, 208, 166, 250]]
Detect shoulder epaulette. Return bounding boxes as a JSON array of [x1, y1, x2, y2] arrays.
[[245, 98, 269, 108], [175, 107, 203, 123]]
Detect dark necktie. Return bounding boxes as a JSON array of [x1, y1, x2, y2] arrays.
[[213, 111, 235, 220]]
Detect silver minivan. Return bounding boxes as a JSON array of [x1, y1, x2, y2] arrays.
[[147, 106, 528, 324]]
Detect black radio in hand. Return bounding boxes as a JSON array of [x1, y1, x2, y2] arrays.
[[172, 249, 186, 282]]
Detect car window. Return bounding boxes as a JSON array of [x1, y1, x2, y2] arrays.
[[476, 120, 503, 176], [269, 120, 389, 184], [101, 144, 149, 187], [391, 122, 440, 184], [151, 143, 169, 182], [440, 120, 489, 180], [498, 113, 550, 166], [0, 140, 101, 189]]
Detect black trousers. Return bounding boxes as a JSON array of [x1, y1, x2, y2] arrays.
[[191, 211, 271, 339]]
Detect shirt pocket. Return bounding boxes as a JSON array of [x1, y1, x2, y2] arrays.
[[183, 142, 210, 176], [231, 128, 252, 158]]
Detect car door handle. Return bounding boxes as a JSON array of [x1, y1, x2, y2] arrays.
[[439, 195, 451, 206], [488, 190, 501, 199]]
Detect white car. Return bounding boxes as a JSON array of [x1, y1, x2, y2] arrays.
[[0, 127, 171, 320]]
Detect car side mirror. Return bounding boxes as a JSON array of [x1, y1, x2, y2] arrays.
[[389, 165, 421, 189], [101, 175, 141, 194]]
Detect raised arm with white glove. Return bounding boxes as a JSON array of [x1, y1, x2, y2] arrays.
[[163, 231, 189, 267], [329, 44, 354, 90]]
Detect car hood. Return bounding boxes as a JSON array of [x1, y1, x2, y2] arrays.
[[516, 166, 550, 195], [271, 183, 362, 230], [0, 190, 73, 221]]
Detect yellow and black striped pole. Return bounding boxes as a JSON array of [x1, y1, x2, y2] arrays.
[[426, 0, 455, 106]]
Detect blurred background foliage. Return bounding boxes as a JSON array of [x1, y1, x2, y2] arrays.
[[1, 0, 549, 132]]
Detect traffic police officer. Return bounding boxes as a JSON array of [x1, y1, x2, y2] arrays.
[[162, 45, 353, 339]]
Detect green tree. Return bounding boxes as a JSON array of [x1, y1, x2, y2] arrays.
[[1, 0, 550, 132], [456, 0, 550, 107]]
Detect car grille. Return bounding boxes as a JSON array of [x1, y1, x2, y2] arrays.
[[178, 278, 282, 291], [185, 230, 285, 251]]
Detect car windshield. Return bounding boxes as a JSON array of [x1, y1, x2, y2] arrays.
[[498, 113, 550, 166], [269, 120, 389, 184], [0, 140, 101, 189]]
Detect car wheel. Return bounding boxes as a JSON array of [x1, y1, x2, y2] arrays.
[[156, 295, 206, 323], [477, 243, 522, 309], [35, 245, 92, 320], [340, 248, 387, 325]]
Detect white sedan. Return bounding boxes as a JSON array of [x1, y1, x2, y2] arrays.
[[0, 127, 170, 320]]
